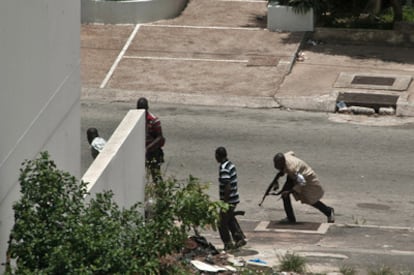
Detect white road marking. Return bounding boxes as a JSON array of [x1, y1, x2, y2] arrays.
[[100, 24, 141, 89], [254, 221, 331, 234], [144, 24, 262, 31], [123, 55, 248, 63]]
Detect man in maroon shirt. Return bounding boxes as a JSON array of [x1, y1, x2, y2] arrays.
[[137, 97, 165, 183]]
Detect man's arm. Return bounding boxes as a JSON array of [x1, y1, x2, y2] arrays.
[[223, 181, 231, 203], [146, 135, 165, 152], [147, 120, 165, 152]]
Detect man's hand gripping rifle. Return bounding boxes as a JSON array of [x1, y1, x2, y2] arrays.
[[258, 172, 283, 207]]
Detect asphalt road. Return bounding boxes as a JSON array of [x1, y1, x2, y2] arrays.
[[81, 100, 414, 228]]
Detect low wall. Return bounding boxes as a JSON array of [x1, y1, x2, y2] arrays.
[[312, 26, 414, 46], [82, 109, 146, 211], [81, 0, 188, 24]]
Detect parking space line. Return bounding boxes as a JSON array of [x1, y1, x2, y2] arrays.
[[100, 24, 141, 89], [144, 24, 262, 31], [123, 55, 248, 63]]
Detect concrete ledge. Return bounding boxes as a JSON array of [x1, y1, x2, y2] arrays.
[[396, 93, 414, 117], [312, 27, 414, 46], [82, 88, 280, 108], [81, 0, 188, 24], [275, 92, 338, 113]]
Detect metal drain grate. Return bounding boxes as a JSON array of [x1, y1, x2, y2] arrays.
[[334, 72, 412, 91], [351, 76, 395, 86]]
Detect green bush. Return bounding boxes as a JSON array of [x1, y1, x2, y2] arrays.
[[6, 152, 224, 274], [403, 5, 414, 22]]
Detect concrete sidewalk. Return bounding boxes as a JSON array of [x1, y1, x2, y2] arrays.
[[200, 220, 414, 273], [277, 39, 414, 117]]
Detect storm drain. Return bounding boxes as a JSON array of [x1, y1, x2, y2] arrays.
[[337, 92, 399, 112], [334, 72, 412, 91], [254, 221, 330, 234], [351, 76, 395, 86]]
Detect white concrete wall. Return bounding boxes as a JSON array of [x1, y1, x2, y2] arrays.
[[81, 0, 188, 24], [0, 0, 80, 268], [82, 110, 146, 211]]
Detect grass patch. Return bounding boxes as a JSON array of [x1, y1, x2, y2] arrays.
[[278, 253, 307, 273], [340, 265, 357, 275], [368, 265, 394, 275]]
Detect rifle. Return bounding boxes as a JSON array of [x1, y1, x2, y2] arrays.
[[258, 172, 283, 206]]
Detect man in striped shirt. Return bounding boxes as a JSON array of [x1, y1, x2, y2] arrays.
[[215, 146, 246, 250]]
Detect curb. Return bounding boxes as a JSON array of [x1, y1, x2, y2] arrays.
[[82, 88, 280, 108]]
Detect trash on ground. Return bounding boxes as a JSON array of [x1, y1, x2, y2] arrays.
[[336, 101, 350, 113], [190, 260, 227, 272], [227, 255, 246, 267], [349, 106, 376, 115], [296, 51, 305, 62], [379, 107, 395, 115], [246, 257, 273, 272], [248, 258, 267, 265]]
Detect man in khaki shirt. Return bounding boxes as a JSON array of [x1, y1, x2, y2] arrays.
[[273, 151, 335, 224]]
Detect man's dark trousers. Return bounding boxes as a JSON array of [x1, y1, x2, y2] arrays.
[[218, 205, 244, 246]]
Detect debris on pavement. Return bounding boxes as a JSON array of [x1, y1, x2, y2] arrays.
[[336, 101, 350, 113], [248, 258, 267, 264], [348, 106, 376, 115], [182, 235, 250, 273], [246, 257, 273, 272], [296, 51, 305, 62], [190, 260, 227, 272], [227, 255, 246, 267], [379, 107, 396, 115], [336, 101, 396, 116]]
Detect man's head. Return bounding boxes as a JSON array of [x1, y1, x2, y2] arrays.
[[215, 146, 227, 163], [136, 97, 149, 110], [273, 153, 286, 171], [87, 127, 99, 145]]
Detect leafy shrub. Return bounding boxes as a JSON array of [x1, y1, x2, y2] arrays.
[[6, 152, 224, 274], [403, 5, 414, 22]]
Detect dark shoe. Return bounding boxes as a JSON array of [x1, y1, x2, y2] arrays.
[[224, 243, 235, 251], [235, 239, 247, 249], [279, 217, 296, 224], [328, 208, 335, 223]]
